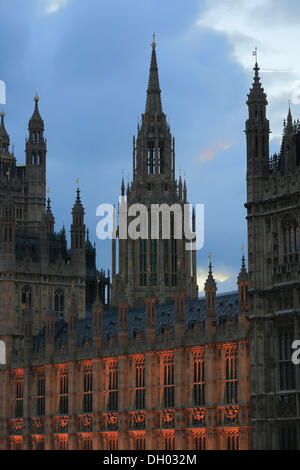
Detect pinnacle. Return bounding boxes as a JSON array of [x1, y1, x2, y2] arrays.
[[205, 261, 216, 290], [238, 253, 248, 282], [0, 109, 9, 140], [145, 37, 162, 115], [29, 94, 44, 130], [247, 61, 267, 104]]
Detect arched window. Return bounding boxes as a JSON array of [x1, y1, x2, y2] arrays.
[[0, 340, 6, 365], [31, 152, 36, 165], [158, 145, 164, 174], [37, 153, 41, 165], [283, 217, 298, 264], [54, 289, 64, 317], [21, 286, 31, 309], [147, 145, 154, 174]]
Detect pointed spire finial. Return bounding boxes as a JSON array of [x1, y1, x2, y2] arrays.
[[241, 244, 246, 268], [205, 251, 216, 290], [208, 251, 212, 273], [29, 93, 44, 130], [238, 246, 248, 282], [152, 32, 156, 49], [0, 110, 7, 134], [145, 36, 162, 115], [286, 101, 293, 132]]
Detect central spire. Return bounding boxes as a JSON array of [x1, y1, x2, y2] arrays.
[[145, 33, 162, 115]]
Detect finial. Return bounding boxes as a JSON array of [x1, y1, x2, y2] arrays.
[[152, 32, 156, 49], [253, 46, 258, 62], [47, 187, 50, 197], [46, 197, 51, 211], [241, 244, 246, 266], [34, 92, 39, 103], [76, 177, 79, 187], [0, 109, 5, 118]]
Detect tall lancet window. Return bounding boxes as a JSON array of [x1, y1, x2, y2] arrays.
[[283, 218, 298, 264], [279, 330, 296, 391], [171, 213, 177, 287], [36, 368, 46, 416], [150, 240, 157, 285], [135, 356, 145, 410], [83, 362, 93, 413], [107, 361, 118, 412], [54, 289, 64, 318], [225, 346, 238, 404], [147, 144, 154, 174], [164, 240, 169, 286], [59, 366, 68, 414], [163, 354, 174, 408], [140, 239, 147, 286], [193, 350, 205, 406], [158, 145, 164, 174]]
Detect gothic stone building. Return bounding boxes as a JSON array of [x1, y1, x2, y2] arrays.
[[0, 41, 253, 450], [246, 62, 300, 450]]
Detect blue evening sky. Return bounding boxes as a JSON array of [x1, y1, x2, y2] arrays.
[[1, 0, 299, 293]]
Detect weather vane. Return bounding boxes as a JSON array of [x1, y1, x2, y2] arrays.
[[241, 244, 244, 254], [253, 46, 258, 62], [208, 251, 212, 261], [76, 178, 79, 187]]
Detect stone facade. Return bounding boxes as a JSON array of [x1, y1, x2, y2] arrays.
[[246, 62, 300, 449]]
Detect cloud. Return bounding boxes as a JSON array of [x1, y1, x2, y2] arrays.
[[45, 0, 68, 14], [196, 0, 300, 138], [197, 266, 231, 292], [198, 140, 233, 161]]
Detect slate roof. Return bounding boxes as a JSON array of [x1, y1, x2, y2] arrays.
[[32, 291, 239, 352]]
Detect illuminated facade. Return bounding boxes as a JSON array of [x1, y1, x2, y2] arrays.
[[0, 41, 251, 450]]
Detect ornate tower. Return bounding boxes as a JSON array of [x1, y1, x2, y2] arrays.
[[111, 37, 198, 307], [246, 60, 300, 449], [70, 187, 86, 318], [71, 187, 86, 275], [25, 94, 47, 227]]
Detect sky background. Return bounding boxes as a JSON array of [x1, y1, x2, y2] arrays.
[[1, 0, 300, 293]]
